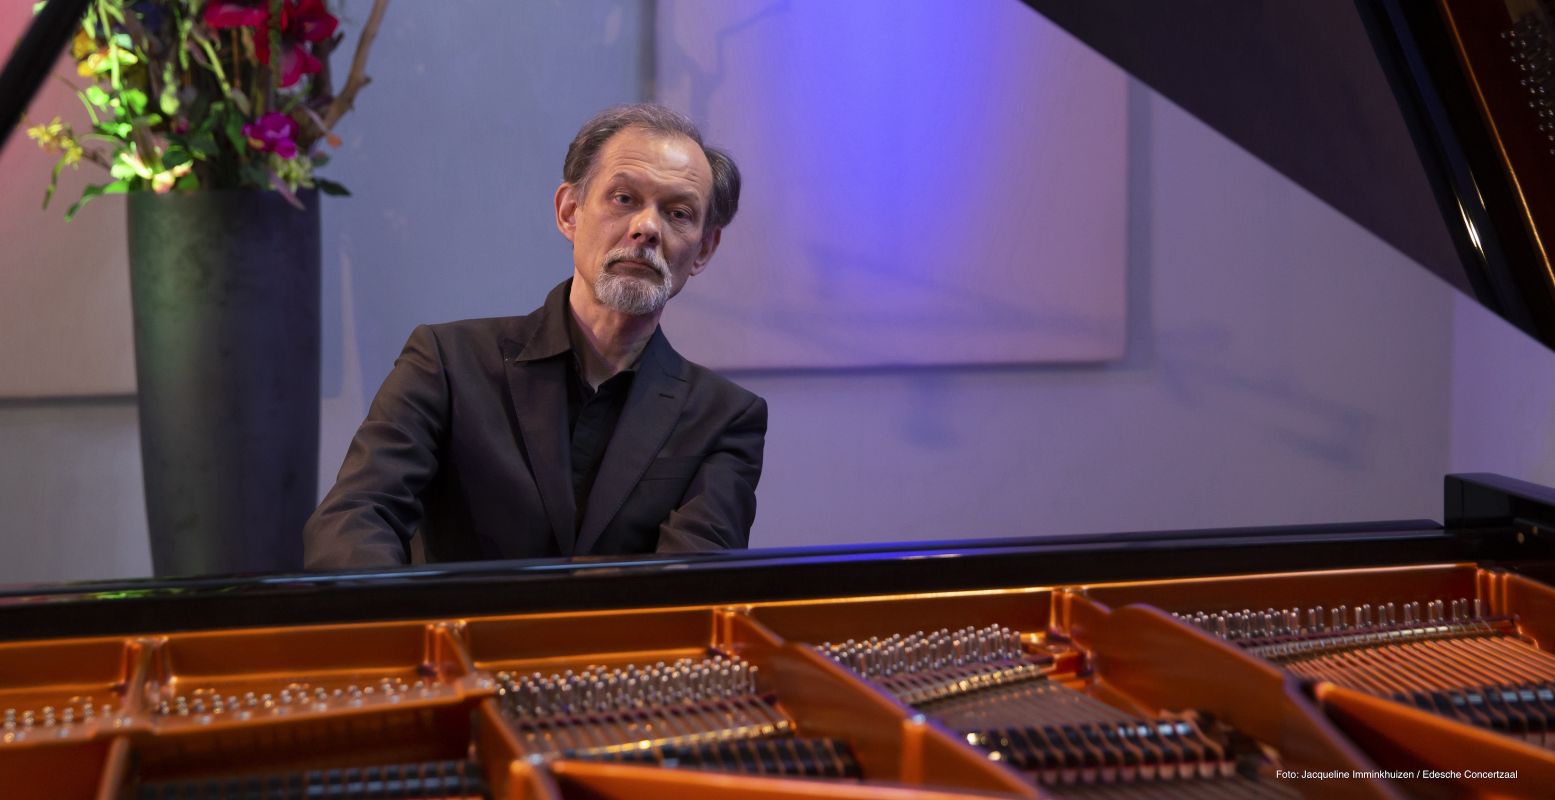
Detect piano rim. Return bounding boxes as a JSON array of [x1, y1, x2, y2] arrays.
[[1, 472, 1551, 643]]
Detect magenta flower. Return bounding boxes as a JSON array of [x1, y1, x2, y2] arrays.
[[243, 112, 299, 159], [202, 2, 266, 29], [204, 0, 339, 88]]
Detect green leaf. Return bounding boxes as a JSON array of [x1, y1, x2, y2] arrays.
[[109, 160, 137, 180], [189, 132, 218, 158], [175, 173, 200, 191], [122, 88, 147, 116], [64, 179, 130, 222], [314, 179, 351, 197], [74, 90, 102, 126], [163, 149, 192, 169], [310, 153, 330, 168], [193, 102, 222, 137], [159, 84, 179, 116], [32, 1, 47, 13], [239, 162, 269, 188], [42, 157, 69, 209], [222, 113, 247, 154], [84, 86, 111, 108], [92, 49, 138, 75]]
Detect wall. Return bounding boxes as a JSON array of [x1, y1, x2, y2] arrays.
[[736, 83, 1453, 547], [654, 0, 1132, 369], [0, 0, 649, 582], [0, 0, 1468, 583], [1449, 293, 1555, 486]]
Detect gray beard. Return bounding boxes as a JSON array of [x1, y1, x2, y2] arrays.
[[595, 271, 670, 315], [595, 250, 673, 315]]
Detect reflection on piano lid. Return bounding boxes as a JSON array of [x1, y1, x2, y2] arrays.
[[1020, 0, 1555, 352]]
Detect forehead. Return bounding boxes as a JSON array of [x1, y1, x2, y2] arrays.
[[594, 127, 713, 198]]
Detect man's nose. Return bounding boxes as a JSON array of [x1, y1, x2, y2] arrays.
[[629, 208, 661, 246]]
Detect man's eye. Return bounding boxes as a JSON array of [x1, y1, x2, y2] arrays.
[[612, 193, 633, 204], [670, 209, 691, 221]]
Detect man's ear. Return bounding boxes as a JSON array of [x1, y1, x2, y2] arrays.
[[554, 183, 579, 243], [689, 226, 721, 276]]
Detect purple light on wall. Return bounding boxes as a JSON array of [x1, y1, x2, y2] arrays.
[[656, 0, 1129, 369]]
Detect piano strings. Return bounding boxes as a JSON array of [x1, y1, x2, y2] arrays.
[[135, 759, 486, 800], [150, 675, 455, 723], [494, 653, 861, 779], [1179, 596, 1555, 746], [816, 625, 1298, 798]]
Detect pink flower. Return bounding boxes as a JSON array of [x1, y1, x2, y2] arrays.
[[202, 1, 266, 28], [243, 112, 299, 159], [204, 0, 338, 88]]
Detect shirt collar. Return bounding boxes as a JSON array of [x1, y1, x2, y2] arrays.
[[509, 278, 672, 379]]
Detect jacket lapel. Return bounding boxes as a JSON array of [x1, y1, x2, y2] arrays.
[[574, 328, 688, 554], [504, 354, 576, 555], [501, 281, 577, 555]]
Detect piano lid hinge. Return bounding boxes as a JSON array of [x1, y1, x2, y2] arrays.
[[1513, 517, 1555, 545]]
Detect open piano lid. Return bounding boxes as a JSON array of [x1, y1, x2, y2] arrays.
[[5, 0, 1554, 349], [1021, 0, 1555, 352]]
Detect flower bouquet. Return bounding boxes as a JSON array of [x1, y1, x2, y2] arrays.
[[25, 0, 388, 218]]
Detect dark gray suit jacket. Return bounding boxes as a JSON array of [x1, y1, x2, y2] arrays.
[[303, 280, 766, 569]]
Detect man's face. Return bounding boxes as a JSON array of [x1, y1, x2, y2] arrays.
[[556, 127, 721, 316]]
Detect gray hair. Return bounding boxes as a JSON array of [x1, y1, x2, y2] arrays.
[[563, 104, 741, 231]]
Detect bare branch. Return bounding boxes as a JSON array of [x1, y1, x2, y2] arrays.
[[322, 0, 388, 131], [312, 32, 343, 103]]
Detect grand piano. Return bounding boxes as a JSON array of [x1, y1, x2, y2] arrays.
[[5, 1, 1555, 798]]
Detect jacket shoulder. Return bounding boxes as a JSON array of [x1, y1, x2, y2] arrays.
[[678, 357, 764, 412], [417, 315, 536, 354], [423, 315, 527, 339]]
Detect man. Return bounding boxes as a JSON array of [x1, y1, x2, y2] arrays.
[[303, 104, 765, 569]]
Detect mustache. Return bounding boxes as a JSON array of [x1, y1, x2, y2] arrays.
[[603, 247, 670, 281]]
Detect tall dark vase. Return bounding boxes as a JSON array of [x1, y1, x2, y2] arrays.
[[127, 189, 320, 577]]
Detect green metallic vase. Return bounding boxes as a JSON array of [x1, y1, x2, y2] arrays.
[[127, 189, 320, 577]]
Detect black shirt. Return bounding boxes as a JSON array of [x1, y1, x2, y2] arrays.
[[564, 354, 634, 530]]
